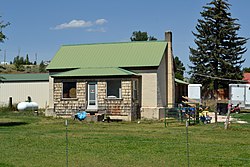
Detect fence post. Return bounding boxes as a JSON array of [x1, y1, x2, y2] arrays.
[[164, 107, 167, 128], [186, 120, 190, 167], [65, 120, 69, 167], [224, 100, 231, 130], [8, 97, 13, 109]]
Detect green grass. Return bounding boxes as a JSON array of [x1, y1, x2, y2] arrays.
[[231, 113, 250, 122], [0, 110, 250, 167]]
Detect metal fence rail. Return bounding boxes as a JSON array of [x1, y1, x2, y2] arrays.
[[164, 103, 200, 127]]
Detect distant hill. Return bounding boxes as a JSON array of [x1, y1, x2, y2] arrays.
[[0, 64, 48, 74]]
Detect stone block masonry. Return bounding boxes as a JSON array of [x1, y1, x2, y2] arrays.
[[53, 78, 139, 121]]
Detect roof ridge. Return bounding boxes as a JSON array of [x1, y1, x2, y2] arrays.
[[62, 40, 166, 47]]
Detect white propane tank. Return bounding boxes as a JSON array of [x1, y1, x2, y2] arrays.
[[17, 102, 38, 111]]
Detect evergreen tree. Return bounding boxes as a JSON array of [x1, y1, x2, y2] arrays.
[[39, 60, 46, 72], [13, 56, 25, 71], [25, 54, 30, 65], [189, 0, 248, 98], [174, 56, 186, 80]]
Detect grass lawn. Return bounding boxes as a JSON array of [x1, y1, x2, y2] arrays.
[[0, 110, 250, 167]]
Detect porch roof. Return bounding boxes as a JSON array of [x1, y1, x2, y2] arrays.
[[51, 67, 137, 77], [47, 41, 167, 70]]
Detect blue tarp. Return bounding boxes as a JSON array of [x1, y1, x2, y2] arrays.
[[75, 111, 87, 121]]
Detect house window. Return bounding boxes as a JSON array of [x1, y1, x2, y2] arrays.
[[107, 80, 121, 98], [63, 82, 76, 98]]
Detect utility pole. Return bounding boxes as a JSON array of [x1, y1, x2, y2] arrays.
[[35, 53, 37, 65], [4, 50, 6, 65]]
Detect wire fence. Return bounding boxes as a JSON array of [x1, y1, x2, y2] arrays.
[[61, 119, 250, 167], [163, 104, 201, 127]]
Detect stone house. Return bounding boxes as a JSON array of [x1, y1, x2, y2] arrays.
[[46, 32, 175, 121]]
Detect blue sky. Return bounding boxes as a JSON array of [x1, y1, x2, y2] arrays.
[[0, 0, 250, 75]]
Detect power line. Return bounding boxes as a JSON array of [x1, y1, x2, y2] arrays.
[[178, 68, 248, 83], [190, 72, 248, 83]]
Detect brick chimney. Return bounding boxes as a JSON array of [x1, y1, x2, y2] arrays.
[[165, 31, 175, 106]]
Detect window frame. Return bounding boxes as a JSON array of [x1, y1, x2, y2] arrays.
[[106, 80, 122, 99], [62, 81, 77, 99]]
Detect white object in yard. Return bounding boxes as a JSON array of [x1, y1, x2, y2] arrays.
[[17, 102, 39, 111], [188, 84, 202, 103], [229, 84, 250, 109], [0, 61, 9, 65]]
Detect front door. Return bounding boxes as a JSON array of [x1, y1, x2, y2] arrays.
[[87, 82, 98, 110]]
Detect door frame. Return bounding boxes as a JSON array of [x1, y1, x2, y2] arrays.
[[87, 82, 98, 110]]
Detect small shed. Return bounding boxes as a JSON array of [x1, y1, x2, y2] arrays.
[[229, 84, 250, 109], [175, 78, 188, 103], [188, 84, 202, 103], [0, 73, 49, 108]]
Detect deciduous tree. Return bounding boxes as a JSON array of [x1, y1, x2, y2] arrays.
[[130, 31, 157, 41], [0, 16, 10, 44]]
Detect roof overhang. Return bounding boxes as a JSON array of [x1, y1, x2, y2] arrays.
[[51, 67, 137, 78]]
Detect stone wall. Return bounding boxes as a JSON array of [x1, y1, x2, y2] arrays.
[[102, 80, 134, 121], [53, 79, 87, 115], [97, 81, 107, 111], [53, 78, 140, 120]]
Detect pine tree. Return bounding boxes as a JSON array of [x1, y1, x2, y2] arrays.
[[189, 0, 248, 98], [25, 54, 30, 65], [174, 56, 186, 80], [39, 60, 46, 72]]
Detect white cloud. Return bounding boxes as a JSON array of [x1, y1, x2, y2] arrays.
[[95, 19, 107, 25], [53, 20, 93, 30], [51, 19, 108, 31]]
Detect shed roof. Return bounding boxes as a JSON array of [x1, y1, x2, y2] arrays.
[[0, 73, 49, 82], [175, 78, 189, 85], [47, 41, 167, 70], [243, 73, 250, 84]]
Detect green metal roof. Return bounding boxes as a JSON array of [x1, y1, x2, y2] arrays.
[[52, 67, 136, 77], [0, 73, 49, 82], [47, 41, 167, 70]]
